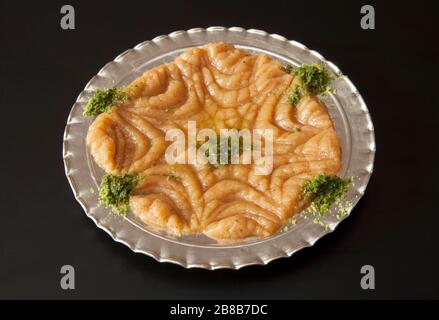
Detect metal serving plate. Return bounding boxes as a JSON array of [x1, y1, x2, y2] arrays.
[[63, 27, 375, 269]]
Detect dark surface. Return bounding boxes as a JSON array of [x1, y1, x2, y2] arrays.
[[0, 0, 438, 299]]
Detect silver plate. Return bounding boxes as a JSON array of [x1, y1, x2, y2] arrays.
[[63, 27, 375, 269]]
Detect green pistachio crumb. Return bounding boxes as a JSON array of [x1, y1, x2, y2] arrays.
[[294, 64, 335, 96], [83, 88, 128, 116], [288, 64, 335, 106], [98, 174, 141, 216], [301, 174, 353, 215], [282, 64, 294, 74], [197, 135, 247, 168], [336, 199, 353, 218], [288, 88, 302, 105]]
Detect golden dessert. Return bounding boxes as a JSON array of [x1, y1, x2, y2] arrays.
[[85, 43, 343, 241]]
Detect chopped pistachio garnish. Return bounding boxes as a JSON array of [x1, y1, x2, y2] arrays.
[[301, 174, 353, 215], [336, 199, 353, 219], [294, 64, 334, 96], [197, 136, 248, 168], [288, 63, 335, 105], [313, 218, 326, 227], [288, 88, 301, 105], [83, 88, 128, 116], [98, 173, 141, 216], [282, 64, 293, 74]]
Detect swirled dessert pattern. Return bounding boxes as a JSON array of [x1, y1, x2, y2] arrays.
[[86, 43, 341, 241]]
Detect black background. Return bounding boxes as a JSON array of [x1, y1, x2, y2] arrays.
[[0, 0, 438, 299]]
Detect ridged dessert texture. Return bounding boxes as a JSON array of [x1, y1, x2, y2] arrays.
[[86, 43, 341, 241]]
